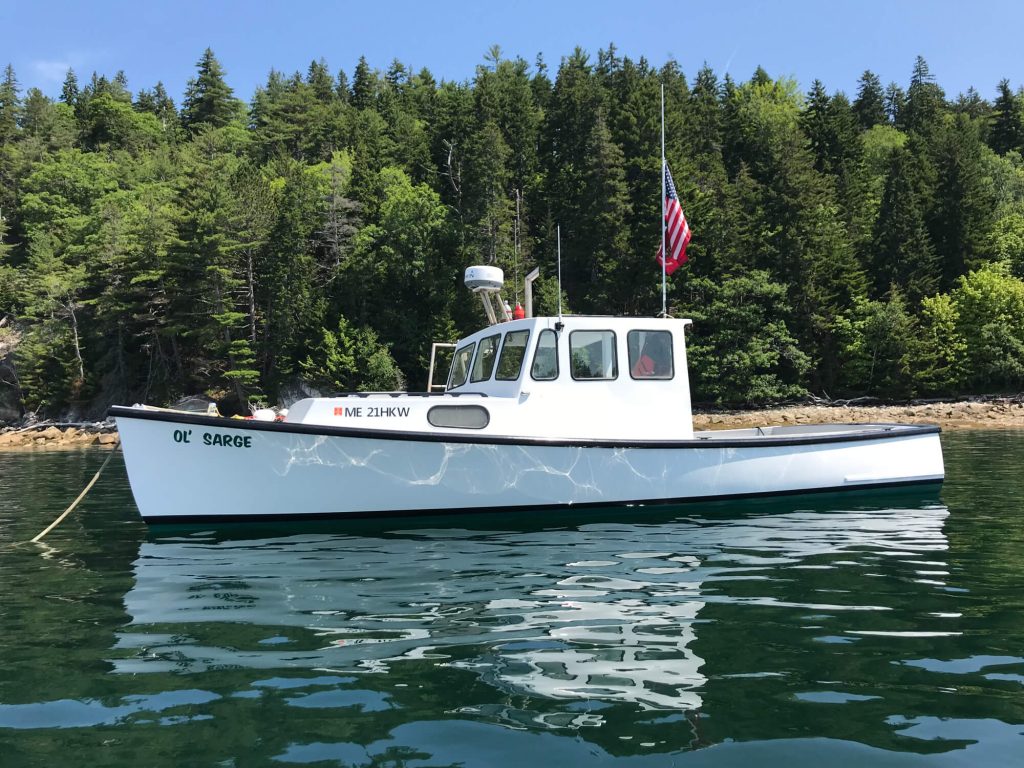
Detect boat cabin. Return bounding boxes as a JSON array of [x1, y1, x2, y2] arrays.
[[286, 265, 695, 440], [439, 314, 695, 440], [286, 314, 695, 441]]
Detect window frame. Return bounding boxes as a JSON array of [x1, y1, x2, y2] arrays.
[[530, 328, 560, 381], [495, 330, 531, 382], [447, 342, 477, 390], [470, 333, 502, 383], [427, 404, 490, 429], [627, 329, 675, 381], [569, 330, 618, 381]]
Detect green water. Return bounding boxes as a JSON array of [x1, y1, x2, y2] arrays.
[[1, 431, 1022, 767]]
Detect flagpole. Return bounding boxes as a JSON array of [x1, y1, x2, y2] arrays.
[[660, 84, 667, 317]]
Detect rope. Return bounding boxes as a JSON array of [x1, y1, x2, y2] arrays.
[[30, 441, 121, 543]]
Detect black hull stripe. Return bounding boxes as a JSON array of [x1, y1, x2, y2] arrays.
[[109, 406, 940, 450], [142, 478, 944, 525]]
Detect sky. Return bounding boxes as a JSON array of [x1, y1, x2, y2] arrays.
[[2, 0, 1022, 105]]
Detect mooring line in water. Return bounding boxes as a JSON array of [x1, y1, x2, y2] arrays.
[[30, 442, 121, 544]]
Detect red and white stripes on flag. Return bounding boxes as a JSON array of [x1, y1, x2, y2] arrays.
[[656, 163, 691, 276]]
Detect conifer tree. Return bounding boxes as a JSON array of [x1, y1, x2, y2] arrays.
[[931, 114, 998, 289], [0, 64, 20, 143], [902, 55, 946, 137], [351, 56, 376, 110], [884, 82, 906, 125], [990, 79, 1023, 155], [60, 69, 79, 107], [181, 48, 237, 132], [853, 70, 886, 129], [307, 58, 335, 104], [871, 145, 940, 303]]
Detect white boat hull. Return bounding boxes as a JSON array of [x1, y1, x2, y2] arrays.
[[111, 408, 944, 523]]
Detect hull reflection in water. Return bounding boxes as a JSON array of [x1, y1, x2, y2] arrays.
[[115, 497, 949, 721]]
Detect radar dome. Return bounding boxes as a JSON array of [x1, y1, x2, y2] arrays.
[[464, 265, 504, 292]]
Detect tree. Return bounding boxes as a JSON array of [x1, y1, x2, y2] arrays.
[[0, 64, 20, 143], [60, 69, 79, 107], [990, 79, 1023, 155], [181, 49, 237, 132], [871, 146, 939, 303], [15, 233, 88, 412], [930, 114, 998, 289], [915, 292, 967, 394], [299, 316, 404, 392], [884, 82, 906, 125], [951, 263, 1024, 390], [901, 55, 946, 138], [685, 272, 809, 404], [576, 113, 635, 312], [854, 70, 886, 129], [839, 292, 917, 397], [351, 56, 377, 110]]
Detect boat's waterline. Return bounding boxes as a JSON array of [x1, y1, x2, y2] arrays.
[[112, 407, 944, 523]]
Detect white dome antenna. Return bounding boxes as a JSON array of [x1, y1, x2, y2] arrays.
[[464, 265, 504, 293]]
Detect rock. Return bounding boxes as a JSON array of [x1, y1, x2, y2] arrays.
[[97, 433, 119, 446]]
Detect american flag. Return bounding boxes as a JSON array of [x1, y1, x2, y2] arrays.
[[656, 163, 691, 276]]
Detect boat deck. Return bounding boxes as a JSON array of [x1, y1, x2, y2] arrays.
[[693, 423, 926, 440]]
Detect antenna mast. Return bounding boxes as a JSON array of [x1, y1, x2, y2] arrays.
[[557, 225, 563, 322]]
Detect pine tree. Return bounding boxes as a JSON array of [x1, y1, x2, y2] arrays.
[[578, 113, 636, 312], [871, 145, 940, 303], [60, 69, 79, 107], [307, 58, 335, 104], [689, 65, 725, 177], [181, 48, 237, 132], [990, 79, 1023, 155], [853, 70, 886, 129], [902, 55, 946, 137], [884, 82, 906, 125], [351, 56, 376, 110], [0, 64, 20, 143], [931, 114, 998, 289]]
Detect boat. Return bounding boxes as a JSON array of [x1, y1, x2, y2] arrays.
[[110, 266, 944, 524]]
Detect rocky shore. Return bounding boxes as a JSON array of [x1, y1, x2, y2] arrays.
[[0, 423, 121, 451], [1, 398, 1022, 451], [692, 398, 1024, 431]]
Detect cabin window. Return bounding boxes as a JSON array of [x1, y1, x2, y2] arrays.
[[628, 330, 674, 380], [496, 330, 530, 381], [531, 329, 559, 380], [428, 405, 490, 429], [471, 334, 501, 382], [448, 342, 476, 389], [570, 330, 618, 380]]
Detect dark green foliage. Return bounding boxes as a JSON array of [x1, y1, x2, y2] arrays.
[[854, 71, 887, 130], [2, 48, 1024, 417], [990, 79, 1023, 155], [871, 146, 939, 303], [0, 64, 20, 142], [685, 272, 809, 404]]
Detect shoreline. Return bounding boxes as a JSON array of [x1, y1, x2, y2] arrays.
[[1, 399, 1022, 451], [692, 399, 1024, 431]]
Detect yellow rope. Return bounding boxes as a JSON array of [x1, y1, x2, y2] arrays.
[[31, 441, 121, 544]]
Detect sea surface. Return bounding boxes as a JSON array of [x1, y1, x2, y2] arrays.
[[0, 430, 1022, 767]]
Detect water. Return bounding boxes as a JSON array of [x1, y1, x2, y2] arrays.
[[1, 431, 1022, 767]]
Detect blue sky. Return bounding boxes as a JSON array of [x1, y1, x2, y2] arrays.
[[2, 0, 1022, 104]]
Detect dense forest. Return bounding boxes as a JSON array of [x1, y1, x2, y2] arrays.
[[1, 46, 1023, 418]]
